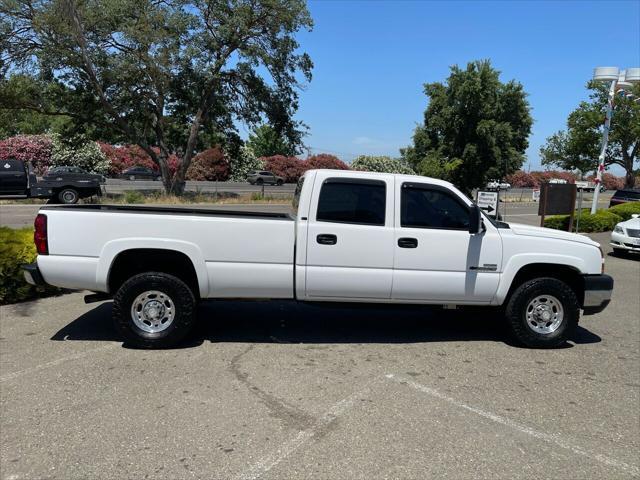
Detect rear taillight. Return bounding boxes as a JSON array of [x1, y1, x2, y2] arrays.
[[34, 214, 48, 255]]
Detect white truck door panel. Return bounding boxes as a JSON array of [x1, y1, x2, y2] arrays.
[[305, 174, 394, 299], [392, 180, 502, 303]]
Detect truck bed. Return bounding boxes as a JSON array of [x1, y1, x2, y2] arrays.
[[37, 203, 296, 298], [39, 204, 294, 220]]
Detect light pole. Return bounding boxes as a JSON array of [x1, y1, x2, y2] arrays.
[[590, 67, 640, 213]]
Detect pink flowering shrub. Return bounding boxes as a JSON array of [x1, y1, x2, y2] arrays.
[[186, 147, 229, 181], [0, 135, 53, 174], [262, 155, 306, 182], [99, 143, 179, 177], [304, 154, 349, 171]]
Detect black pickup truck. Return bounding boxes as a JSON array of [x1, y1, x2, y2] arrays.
[[0, 159, 103, 204]]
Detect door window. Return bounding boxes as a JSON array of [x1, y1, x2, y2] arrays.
[[401, 183, 469, 229], [2, 160, 23, 172], [316, 179, 386, 226]]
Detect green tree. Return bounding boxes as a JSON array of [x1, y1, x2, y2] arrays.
[[1, 0, 313, 194], [540, 82, 640, 187], [247, 124, 300, 158], [402, 60, 532, 194]]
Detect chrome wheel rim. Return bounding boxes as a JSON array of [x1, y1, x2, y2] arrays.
[[131, 290, 175, 333], [62, 191, 76, 203], [526, 295, 564, 334]]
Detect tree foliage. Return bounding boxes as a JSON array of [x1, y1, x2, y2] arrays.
[[402, 60, 532, 193], [1, 0, 313, 193], [540, 81, 640, 187], [247, 124, 301, 158]]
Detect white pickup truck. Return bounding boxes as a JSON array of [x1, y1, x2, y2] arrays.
[[24, 169, 613, 348]]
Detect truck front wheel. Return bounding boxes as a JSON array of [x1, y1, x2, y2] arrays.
[[505, 277, 579, 348], [112, 272, 196, 348]]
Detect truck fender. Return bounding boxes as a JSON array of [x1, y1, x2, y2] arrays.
[[493, 253, 587, 305], [96, 238, 209, 298]]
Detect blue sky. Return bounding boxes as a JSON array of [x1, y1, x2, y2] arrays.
[[285, 0, 640, 170]]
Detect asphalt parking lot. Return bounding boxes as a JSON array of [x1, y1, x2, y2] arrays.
[[1, 214, 639, 479]]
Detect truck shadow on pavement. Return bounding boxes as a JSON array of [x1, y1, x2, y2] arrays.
[[51, 300, 602, 349]]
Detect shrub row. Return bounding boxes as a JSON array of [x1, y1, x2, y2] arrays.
[[543, 203, 640, 233], [261, 154, 349, 183], [506, 171, 628, 190], [0, 227, 62, 305]]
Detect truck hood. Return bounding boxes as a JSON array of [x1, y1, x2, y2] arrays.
[[507, 223, 599, 246]]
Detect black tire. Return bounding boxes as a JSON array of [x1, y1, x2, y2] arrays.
[[256, 178, 264, 185], [58, 188, 79, 204], [155, 176, 162, 181], [112, 272, 196, 348], [612, 248, 626, 257], [129, 175, 136, 181], [276, 179, 283, 186], [505, 277, 579, 348]]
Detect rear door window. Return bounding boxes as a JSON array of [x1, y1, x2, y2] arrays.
[[316, 178, 386, 226], [2, 160, 24, 172]]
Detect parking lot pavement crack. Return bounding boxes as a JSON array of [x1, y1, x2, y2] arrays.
[[385, 373, 640, 477], [229, 344, 315, 431], [235, 378, 377, 480]]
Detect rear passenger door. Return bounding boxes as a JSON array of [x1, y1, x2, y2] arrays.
[[305, 174, 394, 299]]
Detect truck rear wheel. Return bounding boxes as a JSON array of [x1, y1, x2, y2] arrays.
[[112, 272, 196, 348], [58, 188, 79, 204], [505, 277, 579, 348]]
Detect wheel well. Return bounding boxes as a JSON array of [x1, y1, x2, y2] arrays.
[[507, 263, 584, 305], [108, 249, 199, 297]]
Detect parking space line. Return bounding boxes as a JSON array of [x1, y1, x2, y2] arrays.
[[0, 344, 118, 382], [236, 380, 376, 480], [385, 373, 639, 477]]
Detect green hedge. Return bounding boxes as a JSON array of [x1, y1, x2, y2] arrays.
[[544, 209, 623, 233], [608, 202, 640, 221], [0, 227, 61, 305]]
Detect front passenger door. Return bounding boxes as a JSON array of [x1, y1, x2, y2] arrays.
[[392, 181, 502, 303]]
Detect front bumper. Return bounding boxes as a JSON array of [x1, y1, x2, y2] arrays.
[[22, 263, 46, 286], [610, 232, 640, 252], [582, 274, 614, 315]]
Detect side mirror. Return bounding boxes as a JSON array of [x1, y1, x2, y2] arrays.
[[469, 204, 482, 234], [632, 214, 639, 219]]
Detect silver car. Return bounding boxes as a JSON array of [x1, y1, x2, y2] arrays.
[[246, 170, 284, 186]]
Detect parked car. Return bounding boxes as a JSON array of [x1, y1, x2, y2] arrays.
[[0, 159, 102, 204], [609, 188, 640, 208], [24, 169, 612, 349], [610, 214, 640, 255], [121, 166, 161, 181], [246, 171, 284, 185], [486, 180, 511, 190], [575, 180, 605, 193], [44, 166, 106, 184]]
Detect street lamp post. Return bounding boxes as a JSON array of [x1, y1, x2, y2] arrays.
[[590, 67, 640, 214]]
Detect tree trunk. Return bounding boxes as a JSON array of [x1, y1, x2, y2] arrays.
[[623, 151, 636, 188], [170, 168, 186, 196]]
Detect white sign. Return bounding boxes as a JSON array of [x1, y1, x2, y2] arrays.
[[532, 189, 541, 202], [476, 191, 498, 214]]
